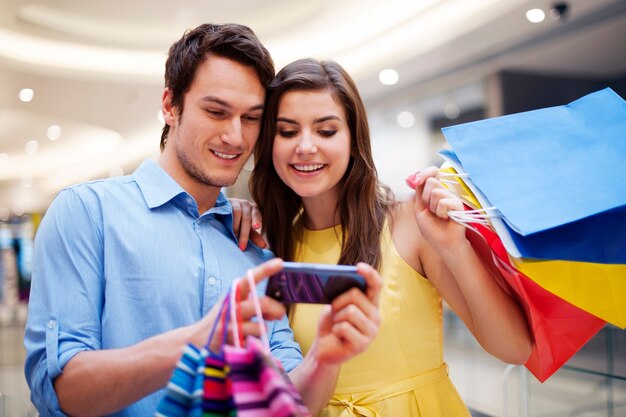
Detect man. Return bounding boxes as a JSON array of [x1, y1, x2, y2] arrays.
[[24, 23, 381, 416]]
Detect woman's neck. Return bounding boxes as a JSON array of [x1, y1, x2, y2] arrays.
[[301, 192, 341, 230]]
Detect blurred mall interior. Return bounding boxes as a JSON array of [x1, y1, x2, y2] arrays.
[[1, 0, 625, 416]]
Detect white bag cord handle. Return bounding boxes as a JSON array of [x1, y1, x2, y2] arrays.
[[246, 269, 269, 347], [229, 272, 269, 349], [229, 279, 241, 348]]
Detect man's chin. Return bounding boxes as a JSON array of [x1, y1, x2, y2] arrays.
[[206, 175, 238, 189]]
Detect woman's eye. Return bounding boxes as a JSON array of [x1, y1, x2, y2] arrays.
[[319, 130, 337, 137], [279, 130, 297, 138]]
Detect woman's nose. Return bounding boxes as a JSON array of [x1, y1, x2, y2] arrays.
[[296, 131, 317, 154]]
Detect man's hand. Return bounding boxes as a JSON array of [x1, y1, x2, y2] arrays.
[[314, 262, 382, 365], [229, 198, 267, 250], [187, 258, 287, 350]]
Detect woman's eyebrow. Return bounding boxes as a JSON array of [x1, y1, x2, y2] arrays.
[[277, 116, 298, 125], [314, 115, 340, 124]]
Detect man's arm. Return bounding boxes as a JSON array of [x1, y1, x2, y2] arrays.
[[55, 263, 287, 416], [24, 189, 287, 416], [288, 262, 382, 414]]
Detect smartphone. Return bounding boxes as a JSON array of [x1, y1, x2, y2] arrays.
[[265, 262, 366, 304]]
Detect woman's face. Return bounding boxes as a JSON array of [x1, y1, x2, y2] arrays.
[[272, 89, 352, 204]]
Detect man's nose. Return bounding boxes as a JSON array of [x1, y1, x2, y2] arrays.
[[220, 118, 243, 147]]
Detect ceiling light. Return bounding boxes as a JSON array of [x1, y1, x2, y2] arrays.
[[47, 124, 62, 141], [526, 8, 546, 23], [397, 111, 415, 128], [379, 69, 399, 85], [444, 103, 460, 119], [0, 27, 164, 78], [19, 88, 34, 102], [0, 153, 7, 165], [25, 140, 39, 155]]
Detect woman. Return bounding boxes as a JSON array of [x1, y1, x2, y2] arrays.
[[250, 58, 531, 416]]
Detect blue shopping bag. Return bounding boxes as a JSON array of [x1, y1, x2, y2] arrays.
[[441, 88, 626, 236], [439, 148, 626, 264]]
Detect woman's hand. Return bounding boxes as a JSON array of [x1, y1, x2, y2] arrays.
[[314, 262, 382, 365], [405, 166, 466, 251], [229, 197, 268, 250]]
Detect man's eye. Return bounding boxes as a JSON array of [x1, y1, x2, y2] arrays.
[[206, 109, 225, 118], [319, 130, 337, 137], [279, 130, 297, 138], [243, 115, 261, 123]]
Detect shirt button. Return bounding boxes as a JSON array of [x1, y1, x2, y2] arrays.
[[186, 197, 193, 205], [207, 276, 217, 286], [47, 320, 56, 329]]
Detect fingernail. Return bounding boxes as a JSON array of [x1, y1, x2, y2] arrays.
[[239, 243, 246, 251], [252, 222, 261, 230], [405, 178, 417, 189]]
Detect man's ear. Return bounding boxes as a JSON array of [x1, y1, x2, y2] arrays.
[[161, 88, 177, 126]]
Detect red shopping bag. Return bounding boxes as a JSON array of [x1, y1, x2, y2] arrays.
[[464, 220, 606, 382]]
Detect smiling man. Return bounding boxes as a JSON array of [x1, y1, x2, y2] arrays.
[[24, 23, 382, 417]]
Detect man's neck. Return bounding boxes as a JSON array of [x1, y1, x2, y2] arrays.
[[157, 154, 221, 215]]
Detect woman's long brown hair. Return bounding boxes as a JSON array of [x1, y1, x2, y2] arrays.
[[250, 58, 394, 269]]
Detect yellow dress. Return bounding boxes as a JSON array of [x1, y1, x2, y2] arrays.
[[289, 223, 471, 417]]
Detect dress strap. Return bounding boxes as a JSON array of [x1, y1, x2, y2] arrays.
[[329, 363, 449, 417]]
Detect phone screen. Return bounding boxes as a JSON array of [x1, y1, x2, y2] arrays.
[[265, 262, 366, 304]]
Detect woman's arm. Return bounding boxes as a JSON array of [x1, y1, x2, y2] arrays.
[[396, 168, 531, 364]]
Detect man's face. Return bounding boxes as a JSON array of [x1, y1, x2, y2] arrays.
[[162, 55, 265, 191]]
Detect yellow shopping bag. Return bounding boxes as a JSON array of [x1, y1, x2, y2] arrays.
[[515, 260, 626, 329], [438, 166, 626, 329]]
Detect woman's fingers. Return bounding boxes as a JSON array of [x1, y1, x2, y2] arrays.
[[356, 262, 382, 306], [230, 198, 243, 237]]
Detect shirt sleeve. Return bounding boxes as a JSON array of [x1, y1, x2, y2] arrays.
[[24, 187, 105, 416], [266, 314, 303, 373]]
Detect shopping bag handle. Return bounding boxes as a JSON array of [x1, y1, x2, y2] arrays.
[[205, 288, 231, 357], [229, 279, 245, 348], [246, 269, 269, 346], [228, 271, 270, 349]]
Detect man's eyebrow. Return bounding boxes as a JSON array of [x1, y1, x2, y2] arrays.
[[200, 96, 264, 112], [200, 96, 230, 108]]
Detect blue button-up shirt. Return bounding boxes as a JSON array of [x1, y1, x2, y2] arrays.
[[24, 159, 303, 416]]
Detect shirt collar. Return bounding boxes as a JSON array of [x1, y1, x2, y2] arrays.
[[213, 193, 233, 216], [133, 159, 234, 218], [133, 159, 187, 209]]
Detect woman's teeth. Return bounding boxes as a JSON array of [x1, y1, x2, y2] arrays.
[[293, 164, 324, 172]]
